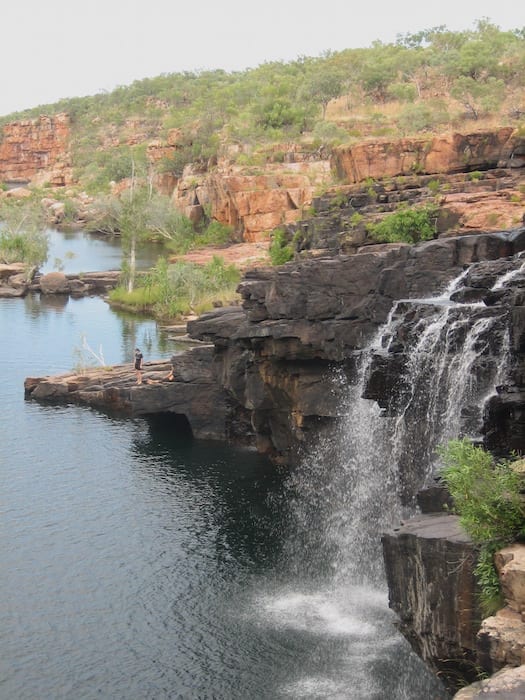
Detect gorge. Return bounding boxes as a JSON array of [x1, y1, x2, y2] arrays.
[[24, 226, 525, 695], [3, 112, 525, 696]]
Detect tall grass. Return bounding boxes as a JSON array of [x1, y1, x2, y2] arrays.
[[109, 256, 241, 320]]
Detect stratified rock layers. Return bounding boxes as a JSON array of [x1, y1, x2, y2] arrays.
[[0, 114, 71, 185]]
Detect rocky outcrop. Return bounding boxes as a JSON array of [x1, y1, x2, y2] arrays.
[[331, 128, 522, 183], [381, 514, 481, 691], [3, 115, 522, 246], [188, 229, 525, 462], [0, 114, 72, 186], [0, 263, 35, 297], [173, 160, 332, 241], [24, 347, 230, 441]]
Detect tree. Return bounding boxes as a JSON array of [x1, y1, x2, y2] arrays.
[[117, 164, 153, 293], [451, 76, 506, 120], [300, 64, 347, 118], [0, 199, 48, 267]]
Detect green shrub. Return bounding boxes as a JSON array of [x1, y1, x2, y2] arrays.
[[269, 227, 294, 265], [311, 120, 349, 145], [0, 199, 48, 266], [387, 82, 418, 103], [439, 439, 525, 615], [194, 219, 234, 247], [367, 203, 437, 244], [398, 100, 449, 135], [350, 212, 364, 228], [109, 256, 240, 319], [427, 179, 441, 195], [62, 198, 80, 223]]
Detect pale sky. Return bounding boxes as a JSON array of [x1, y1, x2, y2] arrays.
[[1, 0, 523, 117]]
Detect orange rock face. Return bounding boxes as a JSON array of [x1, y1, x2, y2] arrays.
[[331, 128, 518, 182], [173, 161, 331, 241], [0, 114, 72, 185]]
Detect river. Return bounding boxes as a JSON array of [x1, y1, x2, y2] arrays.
[[0, 230, 448, 699]]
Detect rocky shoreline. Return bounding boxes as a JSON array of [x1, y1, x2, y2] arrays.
[[0, 265, 121, 298]]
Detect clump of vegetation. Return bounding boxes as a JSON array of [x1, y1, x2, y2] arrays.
[[439, 439, 525, 615], [109, 255, 241, 320], [367, 203, 438, 244], [0, 199, 48, 266], [350, 212, 364, 228], [192, 219, 234, 248], [269, 227, 294, 265], [427, 179, 442, 195]]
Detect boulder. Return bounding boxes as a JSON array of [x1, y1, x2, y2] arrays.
[[477, 609, 525, 672], [0, 263, 33, 297], [39, 272, 71, 295], [496, 545, 525, 615], [453, 665, 525, 699]]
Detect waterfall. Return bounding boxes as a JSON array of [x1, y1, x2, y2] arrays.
[[279, 252, 524, 584], [255, 252, 522, 699]]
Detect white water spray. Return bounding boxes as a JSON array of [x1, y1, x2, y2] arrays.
[[257, 252, 523, 699]]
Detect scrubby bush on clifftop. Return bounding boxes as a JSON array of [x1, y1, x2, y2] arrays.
[[367, 203, 438, 244], [439, 439, 525, 615]]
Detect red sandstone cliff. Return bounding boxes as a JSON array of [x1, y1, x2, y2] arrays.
[[0, 114, 72, 186], [1, 114, 524, 240]]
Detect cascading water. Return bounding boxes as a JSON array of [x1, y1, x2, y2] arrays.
[[256, 251, 523, 699]]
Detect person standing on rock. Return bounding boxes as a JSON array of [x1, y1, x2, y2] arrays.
[[134, 348, 143, 384]]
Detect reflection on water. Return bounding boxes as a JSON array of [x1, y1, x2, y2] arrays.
[[16, 294, 173, 371], [41, 227, 168, 275]]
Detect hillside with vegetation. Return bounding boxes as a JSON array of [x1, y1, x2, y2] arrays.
[[2, 20, 524, 190], [1, 20, 524, 318]]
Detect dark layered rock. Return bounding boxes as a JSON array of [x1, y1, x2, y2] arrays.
[[24, 347, 230, 441], [382, 514, 481, 693], [24, 228, 525, 468], [188, 228, 525, 463]]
